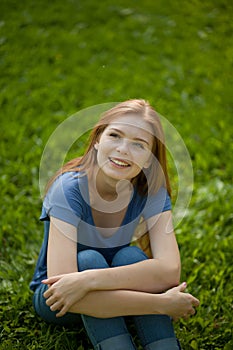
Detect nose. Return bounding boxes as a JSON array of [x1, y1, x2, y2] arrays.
[[116, 139, 129, 155]]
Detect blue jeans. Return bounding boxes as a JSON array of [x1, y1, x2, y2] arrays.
[[33, 246, 181, 349]]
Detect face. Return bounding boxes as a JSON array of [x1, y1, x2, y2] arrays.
[[94, 114, 154, 182]]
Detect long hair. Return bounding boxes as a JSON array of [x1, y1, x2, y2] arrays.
[[45, 99, 171, 197]]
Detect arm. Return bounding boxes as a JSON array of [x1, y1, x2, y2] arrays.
[[69, 282, 198, 321], [47, 217, 78, 277], [44, 211, 181, 311], [48, 211, 179, 293], [75, 210, 180, 294], [148, 210, 181, 287], [44, 278, 199, 320], [46, 216, 92, 307], [44, 213, 198, 318]]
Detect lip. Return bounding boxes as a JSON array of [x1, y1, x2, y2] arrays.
[[109, 157, 131, 167]]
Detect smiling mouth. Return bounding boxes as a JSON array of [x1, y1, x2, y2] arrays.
[[109, 158, 131, 168]]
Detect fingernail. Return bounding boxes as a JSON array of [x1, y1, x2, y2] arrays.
[[183, 282, 187, 287]]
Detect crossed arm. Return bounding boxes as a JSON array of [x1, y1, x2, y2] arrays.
[[43, 213, 199, 319]]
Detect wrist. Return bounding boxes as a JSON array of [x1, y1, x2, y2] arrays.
[[81, 270, 98, 292], [153, 293, 168, 315]]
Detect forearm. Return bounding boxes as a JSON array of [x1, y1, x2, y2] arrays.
[[85, 258, 180, 294], [69, 288, 164, 318], [44, 276, 199, 320]]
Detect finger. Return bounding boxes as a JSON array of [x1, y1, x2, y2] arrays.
[[189, 308, 196, 316], [185, 293, 200, 308], [192, 297, 200, 307], [43, 288, 53, 299], [50, 300, 64, 312], [177, 282, 187, 292], [42, 276, 61, 285], [45, 291, 61, 306], [42, 279, 50, 285], [45, 295, 57, 307], [43, 283, 60, 299], [43, 290, 51, 299], [56, 305, 68, 318]]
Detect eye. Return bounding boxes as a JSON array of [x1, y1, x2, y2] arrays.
[[109, 132, 120, 138], [132, 142, 145, 149]]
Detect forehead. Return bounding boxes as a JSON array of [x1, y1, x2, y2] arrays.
[[105, 114, 154, 139]]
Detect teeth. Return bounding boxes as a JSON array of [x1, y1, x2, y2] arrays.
[[111, 158, 129, 167]]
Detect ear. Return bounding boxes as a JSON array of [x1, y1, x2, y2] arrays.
[[94, 142, 99, 150]]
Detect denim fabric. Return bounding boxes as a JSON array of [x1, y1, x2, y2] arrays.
[[33, 283, 82, 327], [30, 172, 171, 291], [132, 315, 176, 347], [144, 337, 180, 350], [32, 246, 181, 349], [78, 246, 180, 350], [95, 333, 136, 350]]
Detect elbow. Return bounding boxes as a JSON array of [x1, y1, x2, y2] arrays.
[[163, 263, 181, 288], [170, 265, 180, 287]]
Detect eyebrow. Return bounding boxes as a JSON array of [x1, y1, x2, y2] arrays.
[[108, 128, 150, 145]]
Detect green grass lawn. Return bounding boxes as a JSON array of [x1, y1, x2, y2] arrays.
[[0, 0, 232, 349]]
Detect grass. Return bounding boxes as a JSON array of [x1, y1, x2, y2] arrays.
[[0, 0, 232, 349]]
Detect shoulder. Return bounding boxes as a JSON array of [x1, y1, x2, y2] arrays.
[[41, 171, 88, 224], [53, 171, 81, 189], [48, 171, 85, 196], [140, 187, 172, 219], [44, 171, 88, 207]]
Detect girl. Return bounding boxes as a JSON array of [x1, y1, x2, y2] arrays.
[[30, 99, 199, 350]]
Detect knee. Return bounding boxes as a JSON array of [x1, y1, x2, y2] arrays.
[[78, 249, 109, 271], [111, 246, 148, 267]]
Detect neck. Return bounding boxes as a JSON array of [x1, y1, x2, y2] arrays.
[[96, 166, 132, 198], [87, 166, 133, 213]]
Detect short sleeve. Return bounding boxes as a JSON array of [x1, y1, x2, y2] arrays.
[[40, 172, 84, 227], [142, 187, 171, 220]]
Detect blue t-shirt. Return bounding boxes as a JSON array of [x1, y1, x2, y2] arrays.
[[30, 172, 171, 291]]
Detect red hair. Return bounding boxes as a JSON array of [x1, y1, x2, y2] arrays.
[[45, 99, 171, 197]]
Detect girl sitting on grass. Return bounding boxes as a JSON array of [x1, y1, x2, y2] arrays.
[[30, 99, 199, 350]]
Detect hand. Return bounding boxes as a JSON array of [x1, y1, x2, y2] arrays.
[[42, 272, 89, 317], [161, 282, 200, 321]]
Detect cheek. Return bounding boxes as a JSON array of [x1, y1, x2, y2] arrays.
[[98, 140, 113, 151], [133, 151, 151, 169], [95, 143, 110, 166], [96, 142, 107, 155]]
